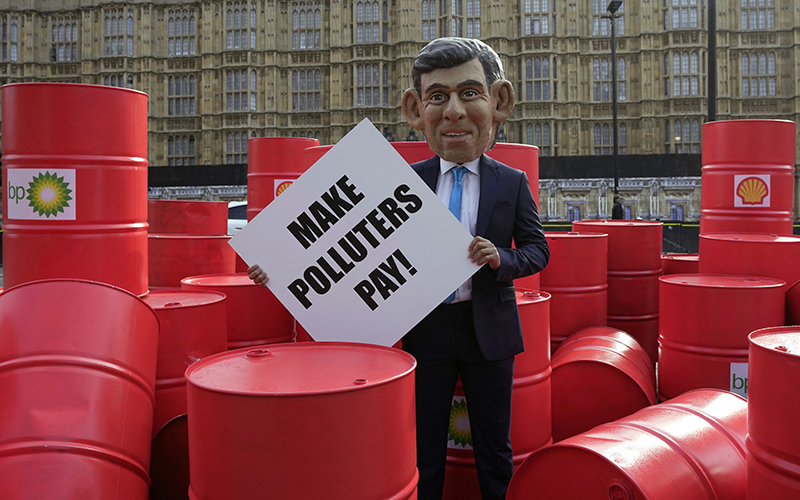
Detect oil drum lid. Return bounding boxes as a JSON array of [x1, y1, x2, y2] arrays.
[[701, 233, 800, 243], [148, 234, 231, 241], [659, 274, 786, 289], [545, 231, 607, 239], [181, 273, 252, 288], [186, 343, 416, 396], [144, 290, 226, 310], [750, 327, 800, 358], [573, 220, 663, 228]]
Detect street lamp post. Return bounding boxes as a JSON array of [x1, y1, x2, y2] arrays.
[[607, 0, 622, 196]]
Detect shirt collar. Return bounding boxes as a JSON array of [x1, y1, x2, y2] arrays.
[[439, 156, 481, 177]]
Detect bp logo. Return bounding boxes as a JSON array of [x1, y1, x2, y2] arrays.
[[274, 179, 295, 198], [447, 396, 473, 449], [734, 174, 770, 208], [6, 169, 76, 220]]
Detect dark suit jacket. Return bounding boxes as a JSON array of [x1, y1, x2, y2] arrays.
[[410, 153, 550, 361]]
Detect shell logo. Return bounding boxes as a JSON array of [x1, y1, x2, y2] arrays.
[[275, 181, 293, 197], [736, 177, 769, 205]]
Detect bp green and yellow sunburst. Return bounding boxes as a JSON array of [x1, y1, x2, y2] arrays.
[[26, 171, 73, 218], [448, 398, 473, 447]]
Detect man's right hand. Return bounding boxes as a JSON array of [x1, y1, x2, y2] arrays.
[[247, 264, 269, 287]]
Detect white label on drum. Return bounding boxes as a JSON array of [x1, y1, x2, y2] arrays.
[[730, 362, 749, 399], [6, 169, 76, 220]]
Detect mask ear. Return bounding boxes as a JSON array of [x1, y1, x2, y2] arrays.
[[491, 79, 515, 124], [401, 88, 424, 130]]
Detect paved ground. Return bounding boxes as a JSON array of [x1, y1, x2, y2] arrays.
[[1, 266, 3, 289]]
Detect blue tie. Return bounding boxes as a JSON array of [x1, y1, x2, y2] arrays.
[[445, 165, 467, 304]]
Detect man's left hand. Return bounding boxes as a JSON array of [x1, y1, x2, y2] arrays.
[[468, 236, 501, 270]]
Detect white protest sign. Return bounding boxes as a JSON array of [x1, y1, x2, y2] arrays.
[[230, 118, 479, 346]]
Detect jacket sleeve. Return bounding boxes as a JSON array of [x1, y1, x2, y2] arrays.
[[493, 171, 550, 281]]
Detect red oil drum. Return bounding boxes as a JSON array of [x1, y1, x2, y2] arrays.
[[661, 253, 699, 275], [699, 233, 800, 291], [747, 327, 800, 498], [247, 137, 318, 222], [443, 291, 552, 500], [148, 234, 236, 288], [185, 343, 418, 500], [507, 389, 747, 500], [539, 232, 608, 353], [0, 279, 159, 499], [491, 144, 542, 292], [487, 143, 540, 206], [181, 273, 295, 349], [658, 274, 785, 401], [1, 83, 148, 295], [572, 220, 663, 362], [143, 290, 228, 437], [550, 326, 656, 443], [700, 120, 796, 236], [147, 200, 228, 235]]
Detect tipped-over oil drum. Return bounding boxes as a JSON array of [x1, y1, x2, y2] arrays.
[[1, 83, 149, 295], [550, 326, 655, 442], [181, 273, 295, 349], [658, 274, 785, 400], [747, 327, 800, 499], [507, 389, 747, 500], [185, 343, 417, 500], [0, 279, 159, 500]]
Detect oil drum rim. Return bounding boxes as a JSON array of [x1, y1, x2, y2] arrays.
[[148, 199, 229, 207], [749, 327, 800, 359], [148, 234, 232, 240], [181, 273, 254, 288], [699, 233, 800, 243], [544, 231, 608, 239], [661, 254, 699, 261], [509, 443, 642, 498], [486, 143, 539, 151], [659, 273, 786, 289], [0, 278, 161, 338], [185, 342, 417, 397], [2, 81, 149, 98], [572, 220, 664, 227], [143, 289, 227, 309]]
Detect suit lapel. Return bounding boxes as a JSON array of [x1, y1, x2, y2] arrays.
[[417, 155, 440, 192], [477, 154, 501, 237]]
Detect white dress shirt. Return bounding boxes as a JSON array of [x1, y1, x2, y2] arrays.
[[436, 157, 480, 303]]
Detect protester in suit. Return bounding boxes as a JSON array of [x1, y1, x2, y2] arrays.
[[248, 37, 548, 500], [399, 37, 549, 500]]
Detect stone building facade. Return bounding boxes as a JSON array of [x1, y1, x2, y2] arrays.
[[0, 0, 798, 221]]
